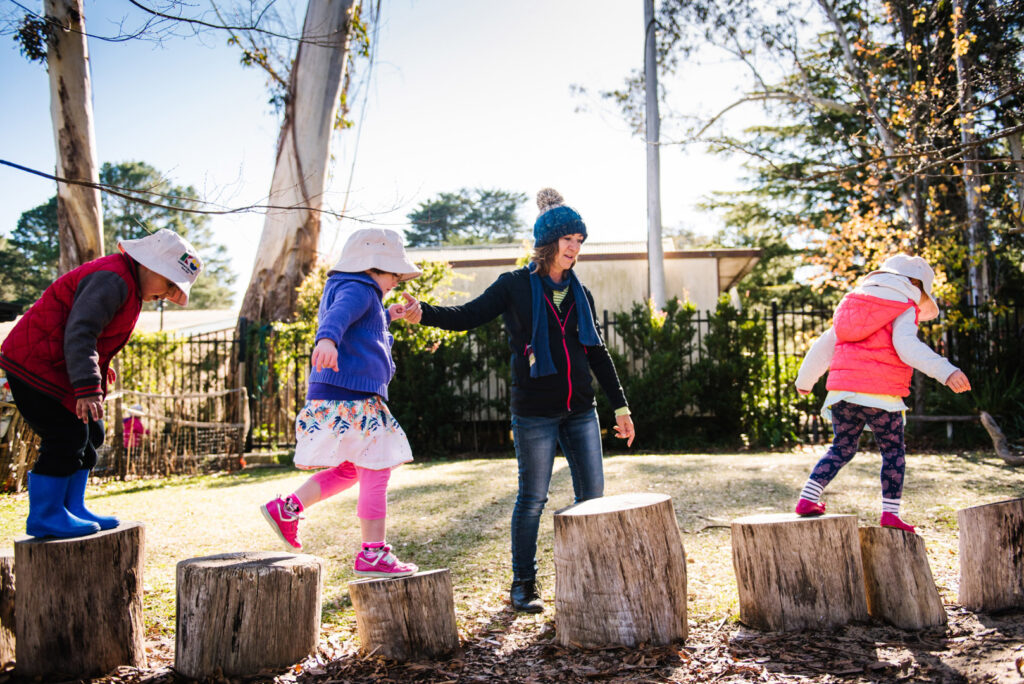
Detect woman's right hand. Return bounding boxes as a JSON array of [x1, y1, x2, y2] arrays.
[[400, 292, 422, 324], [311, 339, 339, 372]]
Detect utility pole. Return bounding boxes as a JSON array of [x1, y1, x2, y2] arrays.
[[644, 0, 666, 309]]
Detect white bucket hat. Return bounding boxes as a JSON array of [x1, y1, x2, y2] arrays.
[[118, 229, 203, 306], [330, 228, 421, 282], [125, 404, 145, 416], [867, 254, 939, 321]]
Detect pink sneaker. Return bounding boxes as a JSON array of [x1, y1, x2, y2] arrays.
[[880, 512, 916, 534], [261, 495, 304, 549], [795, 498, 826, 516], [354, 544, 418, 578]]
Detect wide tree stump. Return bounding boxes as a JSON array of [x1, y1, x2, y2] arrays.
[[349, 568, 459, 661], [14, 521, 146, 679], [858, 527, 946, 629], [553, 493, 688, 648], [958, 498, 1024, 612], [0, 550, 13, 666], [176, 551, 322, 679], [732, 513, 868, 631]]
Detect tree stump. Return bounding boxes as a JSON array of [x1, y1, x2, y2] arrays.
[[349, 568, 459, 661], [14, 521, 146, 679], [0, 550, 13, 666], [176, 551, 322, 679], [731, 513, 868, 631], [958, 498, 1024, 612], [858, 527, 946, 629], [553, 493, 688, 648]]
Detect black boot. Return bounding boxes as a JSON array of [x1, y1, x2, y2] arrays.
[[510, 579, 543, 613]]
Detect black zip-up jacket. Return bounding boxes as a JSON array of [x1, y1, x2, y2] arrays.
[[420, 267, 628, 417]]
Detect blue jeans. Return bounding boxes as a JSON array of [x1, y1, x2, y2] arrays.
[[510, 408, 604, 582]]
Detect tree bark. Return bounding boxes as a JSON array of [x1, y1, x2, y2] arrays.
[[175, 551, 322, 679], [554, 493, 688, 648], [958, 498, 1024, 612], [45, 0, 104, 274], [348, 569, 459, 661], [238, 0, 355, 323], [14, 522, 146, 679], [980, 411, 1024, 465], [731, 513, 868, 631], [0, 550, 14, 666], [858, 527, 946, 630]]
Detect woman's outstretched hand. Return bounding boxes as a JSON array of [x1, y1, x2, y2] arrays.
[[399, 292, 422, 324], [614, 414, 635, 447]]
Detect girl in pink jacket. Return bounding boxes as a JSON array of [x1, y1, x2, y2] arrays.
[[793, 255, 971, 533]]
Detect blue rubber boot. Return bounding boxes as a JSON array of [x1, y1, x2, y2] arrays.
[[26, 472, 100, 539], [65, 469, 119, 530]]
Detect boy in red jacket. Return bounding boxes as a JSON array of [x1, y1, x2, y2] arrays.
[[793, 255, 971, 533], [0, 229, 202, 538]]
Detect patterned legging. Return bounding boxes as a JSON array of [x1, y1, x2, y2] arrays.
[[808, 400, 906, 500]]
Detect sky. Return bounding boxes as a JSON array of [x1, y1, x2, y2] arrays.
[[0, 0, 749, 304]]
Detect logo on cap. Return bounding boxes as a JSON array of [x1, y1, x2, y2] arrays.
[[178, 252, 200, 276]]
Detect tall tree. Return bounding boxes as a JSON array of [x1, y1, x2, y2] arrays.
[[604, 0, 1024, 309], [405, 188, 528, 247], [237, 0, 359, 323], [0, 162, 236, 308], [17, 0, 105, 272]]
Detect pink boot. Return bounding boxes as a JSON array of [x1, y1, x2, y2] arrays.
[[795, 498, 826, 516], [880, 512, 916, 534]]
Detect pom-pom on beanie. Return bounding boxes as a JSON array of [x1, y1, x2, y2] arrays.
[[533, 188, 587, 247]]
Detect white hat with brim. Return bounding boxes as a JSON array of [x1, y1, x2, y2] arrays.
[[118, 229, 203, 306], [330, 228, 421, 282], [125, 404, 145, 417], [867, 254, 939, 321]]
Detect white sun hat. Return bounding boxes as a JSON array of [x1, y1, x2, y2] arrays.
[[330, 228, 421, 282], [867, 254, 939, 321], [125, 404, 145, 416], [118, 229, 203, 306]]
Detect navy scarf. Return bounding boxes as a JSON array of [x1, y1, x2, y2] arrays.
[[528, 264, 601, 378]]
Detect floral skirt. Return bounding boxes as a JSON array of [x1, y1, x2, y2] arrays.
[[293, 396, 412, 471]]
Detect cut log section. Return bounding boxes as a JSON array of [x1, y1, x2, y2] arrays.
[[731, 513, 868, 631], [0, 550, 13, 666], [349, 568, 459, 661], [14, 522, 146, 679], [175, 551, 322, 679], [858, 527, 946, 629], [958, 498, 1024, 612], [553, 493, 688, 648]]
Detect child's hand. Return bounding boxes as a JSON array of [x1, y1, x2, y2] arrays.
[[311, 339, 339, 372], [400, 292, 422, 324], [614, 414, 635, 447], [946, 370, 971, 393], [797, 388, 811, 396], [76, 396, 104, 423], [387, 302, 407, 321]]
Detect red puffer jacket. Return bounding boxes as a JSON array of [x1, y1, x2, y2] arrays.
[[826, 292, 920, 397], [0, 253, 142, 413]]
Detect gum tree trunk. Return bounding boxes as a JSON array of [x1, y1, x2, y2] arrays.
[[238, 0, 355, 323], [45, 0, 104, 273]]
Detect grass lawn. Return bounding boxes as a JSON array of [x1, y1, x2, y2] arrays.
[[0, 446, 1021, 682]]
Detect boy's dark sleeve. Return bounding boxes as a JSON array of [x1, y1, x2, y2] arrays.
[[64, 271, 130, 399], [582, 287, 628, 410], [420, 273, 509, 331]]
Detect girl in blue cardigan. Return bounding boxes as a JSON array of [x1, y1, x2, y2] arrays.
[[261, 228, 421, 578]]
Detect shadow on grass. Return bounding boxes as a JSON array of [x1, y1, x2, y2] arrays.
[[95, 465, 296, 498]]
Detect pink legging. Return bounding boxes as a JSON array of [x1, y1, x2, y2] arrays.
[[308, 462, 391, 519]]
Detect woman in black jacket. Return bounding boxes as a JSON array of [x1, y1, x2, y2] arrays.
[[403, 188, 635, 612]]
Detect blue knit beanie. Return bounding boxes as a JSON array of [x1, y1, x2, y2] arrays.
[[533, 188, 587, 247]]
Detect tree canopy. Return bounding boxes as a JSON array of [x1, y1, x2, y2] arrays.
[[0, 161, 236, 308], [405, 188, 529, 247], [607, 0, 1024, 313]]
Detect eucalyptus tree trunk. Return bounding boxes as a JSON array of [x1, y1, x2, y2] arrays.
[[953, 0, 989, 308], [238, 0, 355, 323], [46, 0, 104, 273]]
